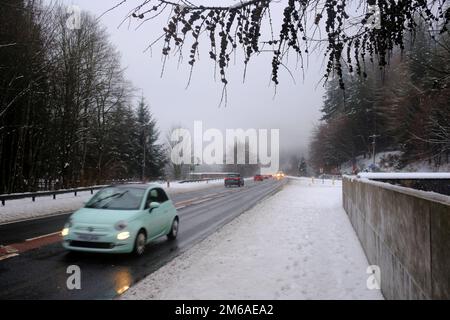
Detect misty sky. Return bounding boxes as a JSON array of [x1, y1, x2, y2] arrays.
[[56, 0, 326, 156]]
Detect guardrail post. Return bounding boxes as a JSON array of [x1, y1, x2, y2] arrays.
[[90, 189, 93, 194], [53, 194, 56, 200], [32, 196, 35, 202], [74, 191, 77, 197], [1, 199, 4, 206]]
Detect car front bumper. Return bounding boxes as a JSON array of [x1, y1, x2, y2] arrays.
[[62, 230, 135, 254]]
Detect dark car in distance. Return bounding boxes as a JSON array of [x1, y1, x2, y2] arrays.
[[225, 173, 245, 188]]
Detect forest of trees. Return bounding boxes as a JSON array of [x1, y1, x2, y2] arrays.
[[0, 0, 166, 194], [309, 23, 450, 174]]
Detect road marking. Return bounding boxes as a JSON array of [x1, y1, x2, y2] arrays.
[[191, 198, 216, 205], [0, 245, 18, 254], [174, 192, 226, 209], [0, 253, 19, 261], [0, 233, 62, 261], [0, 245, 20, 261], [26, 232, 61, 242]]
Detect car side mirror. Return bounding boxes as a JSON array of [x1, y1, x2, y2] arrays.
[[148, 202, 160, 212]]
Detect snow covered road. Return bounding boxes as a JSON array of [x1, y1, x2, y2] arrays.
[[122, 178, 384, 300]]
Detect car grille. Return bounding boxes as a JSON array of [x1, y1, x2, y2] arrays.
[[69, 241, 114, 249], [75, 226, 109, 232]]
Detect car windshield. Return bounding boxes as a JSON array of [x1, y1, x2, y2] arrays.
[[227, 174, 240, 178], [85, 187, 145, 210]]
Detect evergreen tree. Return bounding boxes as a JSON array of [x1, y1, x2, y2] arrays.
[[298, 157, 307, 176], [134, 98, 166, 180], [0, 3, 168, 193]]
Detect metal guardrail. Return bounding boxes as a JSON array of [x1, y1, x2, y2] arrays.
[[0, 186, 109, 206], [0, 178, 228, 206]]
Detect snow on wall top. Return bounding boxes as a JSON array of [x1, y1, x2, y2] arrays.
[[358, 172, 450, 180], [345, 176, 450, 206]]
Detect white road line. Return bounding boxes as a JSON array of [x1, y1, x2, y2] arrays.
[[0, 253, 19, 261], [25, 232, 61, 242], [191, 198, 215, 205]]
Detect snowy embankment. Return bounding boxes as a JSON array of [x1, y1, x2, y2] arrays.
[[122, 178, 383, 300], [340, 151, 450, 174], [0, 180, 224, 224]]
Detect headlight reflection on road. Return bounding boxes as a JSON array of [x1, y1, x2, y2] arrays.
[[115, 269, 132, 295]]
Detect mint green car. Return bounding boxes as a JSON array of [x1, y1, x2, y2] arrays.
[[62, 184, 179, 256]]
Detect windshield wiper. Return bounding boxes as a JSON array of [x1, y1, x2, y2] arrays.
[[86, 191, 129, 208]]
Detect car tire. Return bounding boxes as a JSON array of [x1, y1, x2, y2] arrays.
[[133, 230, 147, 256], [167, 218, 179, 240]]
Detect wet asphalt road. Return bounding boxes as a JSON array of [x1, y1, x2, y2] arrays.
[[0, 179, 285, 300], [0, 182, 240, 246]]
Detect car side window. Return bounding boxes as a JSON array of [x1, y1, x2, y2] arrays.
[[155, 188, 169, 203], [145, 189, 159, 209]]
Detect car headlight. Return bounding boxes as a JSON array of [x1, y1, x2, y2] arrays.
[[61, 227, 70, 237], [114, 220, 128, 231], [61, 220, 72, 236], [117, 231, 130, 240]]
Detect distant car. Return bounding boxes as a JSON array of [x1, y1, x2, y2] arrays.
[[263, 175, 272, 180], [254, 174, 264, 182], [275, 171, 286, 180], [225, 173, 245, 188], [62, 184, 179, 256]]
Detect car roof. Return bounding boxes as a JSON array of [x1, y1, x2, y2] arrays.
[[109, 183, 160, 190]]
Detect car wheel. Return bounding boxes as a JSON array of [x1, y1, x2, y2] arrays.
[[133, 230, 147, 256], [167, 218, 179, 240]]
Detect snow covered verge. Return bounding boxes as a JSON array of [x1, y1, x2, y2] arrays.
[[0, 180, 225, 224], [121, 179, 383, 300]]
